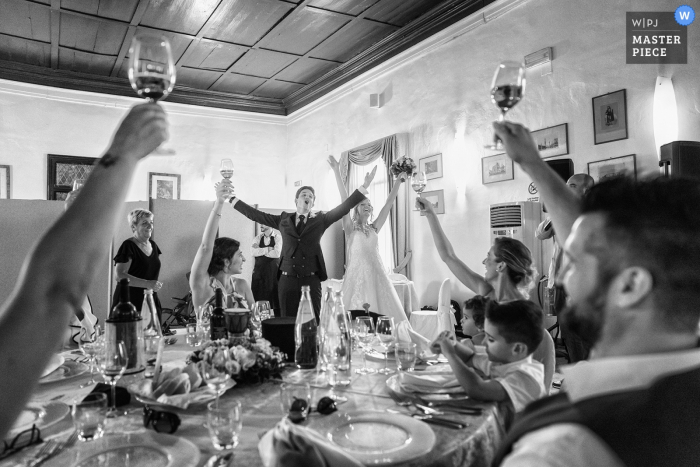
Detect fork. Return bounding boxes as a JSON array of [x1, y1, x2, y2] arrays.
[[27, 431, 78, 467]]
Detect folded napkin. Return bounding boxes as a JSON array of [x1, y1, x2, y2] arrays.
[[395, 321, 431, 354], [156, 390, 218, 410], [398, 368, 461, 393], [259, 418, 363, 467], [87, 383, 131, 407]]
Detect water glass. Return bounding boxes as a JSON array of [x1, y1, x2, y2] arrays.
[[376, 316, 395, 375], [72, 393, 107, 441], [207, 400, 242, 450], [186, 324, 199, 347], [280, 382, 311, 423], [354, 316, 376, 375], [395, 342, 417, 372]]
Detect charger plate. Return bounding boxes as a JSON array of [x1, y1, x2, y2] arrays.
[[5, 401, 70, 440], [51, 431, 199, 467], [308, 410, 435, 465], [39, 360, 89, 384]]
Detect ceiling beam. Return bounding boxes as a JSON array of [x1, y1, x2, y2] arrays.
[[49, 0, 60, 69], [110, 0, 151, 77]]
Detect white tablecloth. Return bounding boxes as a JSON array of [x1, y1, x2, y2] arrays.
[[391, 281, 419, 318]]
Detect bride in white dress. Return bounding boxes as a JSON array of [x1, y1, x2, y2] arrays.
[[329, 156, 408, 323]]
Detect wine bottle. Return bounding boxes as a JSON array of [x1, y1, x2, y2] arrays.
[[317, 286, 335, 371], [210, 288, 228, 340], [106, 278, 143, 374], [295, 286, 318, 369], [142, 289, 162, 378], [330, 291, 351, 386]]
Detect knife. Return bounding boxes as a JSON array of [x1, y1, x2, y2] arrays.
[[411, 414, 467, 429], [415, 403, 483, 416]]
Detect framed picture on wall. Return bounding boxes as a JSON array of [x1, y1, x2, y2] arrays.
[[149, 172, 181, 200], [532, 123, 569, 158], [482, 153, 514, 184], [419, 189, 445, 216], [592, 89, 628, 144], [587, 154, 636, 183], [47, 154, 98, 200], [0, 165, 10, 199], [419, 153, 443, 180]]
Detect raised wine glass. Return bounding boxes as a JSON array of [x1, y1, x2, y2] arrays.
[[96, 341, 128, 418], [411, 171, 427, 196], [485, 61, 525, 150], [202, 345, 232, 408], [220, 159, 234, 180], [376, 316, 395, 375], [128, 33, 176, 155], [354, 316, 376, 375]]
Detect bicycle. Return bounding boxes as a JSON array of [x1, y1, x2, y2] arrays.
[[161, 292, 195, 335]]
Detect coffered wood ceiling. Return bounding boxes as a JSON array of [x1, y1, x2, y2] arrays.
[[0, 0, 496, 115]]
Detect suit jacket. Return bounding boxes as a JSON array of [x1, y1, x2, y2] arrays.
[[233, 189, 366, 281]]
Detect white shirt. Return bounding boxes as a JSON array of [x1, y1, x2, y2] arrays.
[[252, 231, 282, 258], [502, 348, 700, 467], [471, 353, 546, 412]]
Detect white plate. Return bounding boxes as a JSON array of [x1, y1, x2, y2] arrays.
[[308, 410, 435, 465], [129, 379, 235, 410], [41, 354, 65, 377], [51, 431, 200, 467], [38, 360, 89, 384], [5, 401, 70, 439], [386, 374, 470, 401]]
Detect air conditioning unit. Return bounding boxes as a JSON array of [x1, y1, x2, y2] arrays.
[[489, 201, 543, 305]]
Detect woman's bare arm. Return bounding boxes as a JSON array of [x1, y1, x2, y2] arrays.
[[328, 155, 353, 235], [373, 172, 406, 232]]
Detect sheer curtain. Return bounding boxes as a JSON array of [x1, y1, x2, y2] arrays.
[[348, 160, 393, 272]]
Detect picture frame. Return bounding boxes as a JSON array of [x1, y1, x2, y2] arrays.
[[481, 153, 514, 184], [419, 189, 445, 216], [418, 153, 443, 180], [0, 165, 10, 199], [148, 172, 181, 200], [532, 123, 569, 158], [47, 154, 98, 200], [592, 89, 628, 145], [587, 154, 637, 183]]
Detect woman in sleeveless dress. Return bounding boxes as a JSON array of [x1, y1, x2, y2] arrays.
[[190, 181, 254, 316], [329, 156, 408, 323]]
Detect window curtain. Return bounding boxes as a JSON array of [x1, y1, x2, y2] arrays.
[[339, 133, 411, 278]]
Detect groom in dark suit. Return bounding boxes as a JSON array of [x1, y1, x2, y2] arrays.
[[230, 172, 374, 317]]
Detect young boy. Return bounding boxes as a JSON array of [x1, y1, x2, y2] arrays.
[[461, 295, 489, 346], [431, 300, 546, 412]]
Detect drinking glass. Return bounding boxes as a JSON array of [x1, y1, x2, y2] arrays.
[[354, 316, 376, 375], [376, 316, 395, 375], [255, 301, 272, 320], [197, 304, 212, 336], [220, 159, 234, 180], [143, 335, 161, 378], [202, 345, 231, 407], [411, 171, 427, 195], [207, 400, 242, 451], [96, 341, 128, 418], [395, 342, 417, 372], [321, 332, 350, 397], [279, 382, 311, 423], [484, 61, 525, 150], [128, 34, 176, 155], [72, 393, 107, 441], [79, 331, 103, 389]]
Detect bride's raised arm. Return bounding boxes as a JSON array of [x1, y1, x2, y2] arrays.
[[372, 172, 406, 232], [328, 155, 353, 235]]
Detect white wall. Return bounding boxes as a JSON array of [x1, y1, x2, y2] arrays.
[[285, 0, 700, 307]]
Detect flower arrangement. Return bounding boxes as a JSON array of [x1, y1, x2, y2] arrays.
[[390, 156, 417, 178], [186, 335, 286, 386]]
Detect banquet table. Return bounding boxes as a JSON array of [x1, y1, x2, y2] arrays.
[[2, 338, 507, 467], [391, 280, 420, 318]]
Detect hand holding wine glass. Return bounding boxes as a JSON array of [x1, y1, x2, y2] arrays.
[[376, 316, 395, 375], [411, 171, 427, 196], [96, 341, 128, 418], [485, 61, 525, 150]]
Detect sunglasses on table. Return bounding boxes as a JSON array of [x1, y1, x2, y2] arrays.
[[0, 424, 42, 459], [143, 406, 181, 434]]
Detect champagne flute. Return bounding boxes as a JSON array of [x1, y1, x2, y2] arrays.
[[484, 61, 525, 150], [376, 316, 395, 375], [96, 341, 128, 418], [128, 33, 176, 155], [202, 345, 232, 408], [354, 316, 376, 375], [411, 171, 427, 196]]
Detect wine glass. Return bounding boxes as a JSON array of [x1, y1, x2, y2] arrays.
[[128, 33, 176, 155], [411, 171, 427, 196], [96, 341, 128, 418], [484, 61, 525, 150], [79, 328, 103, 389], [220, 159, 234, 180], [376, 316, 395, 375], [202, 345, 232, 408], [354, 316, 376, 375]]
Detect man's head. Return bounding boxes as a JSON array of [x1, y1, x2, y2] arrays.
[[558, 176, 700, 352], [566, 173, 595, 198], [484, 300, 544, 363], [295, 186, 315, 213]]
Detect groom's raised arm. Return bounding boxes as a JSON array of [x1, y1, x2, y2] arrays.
[[231, 198, 282, 229]]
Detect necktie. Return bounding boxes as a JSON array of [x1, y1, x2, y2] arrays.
[[297, 215, 305, 233]]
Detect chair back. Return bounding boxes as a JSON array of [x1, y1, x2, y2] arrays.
[[388, 273, 408, 282], [532, 330, 556, 392], [436, 278, 456, 331]]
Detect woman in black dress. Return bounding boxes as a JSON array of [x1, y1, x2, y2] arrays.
[[112, 208, 163, 320], [251, 225, 281, 312]]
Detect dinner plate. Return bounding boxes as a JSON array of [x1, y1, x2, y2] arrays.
[[308, 410, 435, 465], [129, 379, 236, 410], [51, 431, 200, 467], [5, 401, 70, 439], [38, 360, 89, 384], [41, 354, 65, 377], [386, 374, 470, 402]]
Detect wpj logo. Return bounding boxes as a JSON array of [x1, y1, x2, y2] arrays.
[[626, 9, 689, 64]]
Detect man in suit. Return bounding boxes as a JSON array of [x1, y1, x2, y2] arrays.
[[230, 169, 375, 317]]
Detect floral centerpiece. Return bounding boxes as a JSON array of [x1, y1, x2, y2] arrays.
[[186, 334, 286, 386], [390, 156, 417, 178]]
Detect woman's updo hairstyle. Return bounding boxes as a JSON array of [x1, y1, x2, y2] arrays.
[[207, 237, 240, 276], [493, 237, 537, 298]]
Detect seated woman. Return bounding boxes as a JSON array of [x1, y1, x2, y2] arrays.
[[190, 181, 255, 316]]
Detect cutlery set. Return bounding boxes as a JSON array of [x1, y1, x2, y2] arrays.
[[387, 390, 482, 429]]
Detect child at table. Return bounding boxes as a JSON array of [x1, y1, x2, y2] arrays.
[[461, 295, 489, 346], [431, 300, 546, 413]]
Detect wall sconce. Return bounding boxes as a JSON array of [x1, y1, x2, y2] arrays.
[[369, 93, 384, 108], [653, 76, 678, 158]]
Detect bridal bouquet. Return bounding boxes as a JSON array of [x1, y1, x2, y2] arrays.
[[186, 335, 286, 386], [390, 156, 417, 178]]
